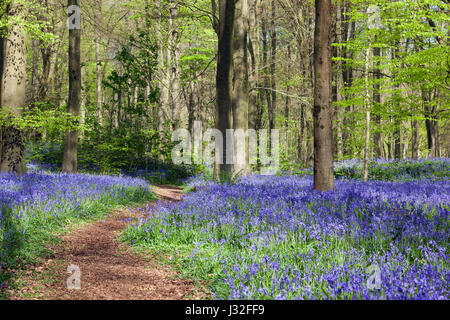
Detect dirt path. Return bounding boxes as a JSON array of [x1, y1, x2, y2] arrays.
[[6, 185, 208, 300]]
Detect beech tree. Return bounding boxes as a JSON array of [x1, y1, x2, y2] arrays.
[[232, 0, 250, 176], [213, 0, 235, 179], [0, 1, 27, 175], [313, 0, 335, 191], [62, 0, 81, 173]]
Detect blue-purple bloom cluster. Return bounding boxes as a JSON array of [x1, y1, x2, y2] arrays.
[[0, 172, 153, 212], [333, 158, 450, 181], [123, 162, 449, 300]]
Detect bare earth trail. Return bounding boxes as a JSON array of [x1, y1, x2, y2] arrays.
[[7, 186, 208, 300]]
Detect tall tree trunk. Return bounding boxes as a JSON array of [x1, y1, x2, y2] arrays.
[[411, 119, 419, 160], [403, 132, 408, 159], [392, 45, 401, 159], [185, 23, 196, 134], [0, 24, 5, 113], [62, 0, 81, 173], [424, 89, 439, 158], [261, 12, 272, 131], [187, 86, 195, 133], [79, 69, 86, 142], [0, 2, 27, 175], [335, 3, 344, 160], [363, 37, 372, 182], [215, 0, 235, 179], [298, 103, 305, 165], [285, 44, 291, 153], [247, 0, 259, 131], [143, 0, 158, 132], [386, 135, 391, 159], [95, 0, 103, 126], [393, 120, 401, 159], [36, 43, 58, 103], [169, 0, 181, 129], [31, 39, 39, 102], [372, 44, 383, 158], [156, 0, 169, 134], [269, 0, 276, 132], [342, 19, 355, 158], [433, 89, 440, 158], [232, 0, 250, 176], [313, 0, 334, 191]]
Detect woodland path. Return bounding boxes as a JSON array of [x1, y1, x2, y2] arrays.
[[6, 185, 208, 300]]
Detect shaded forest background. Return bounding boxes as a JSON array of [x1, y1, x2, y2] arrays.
[[0, 0, 449, 176]]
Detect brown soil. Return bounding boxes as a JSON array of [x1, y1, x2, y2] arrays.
[[5, 186, 209, 300]]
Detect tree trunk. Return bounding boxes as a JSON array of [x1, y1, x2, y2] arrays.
[[424, 89, 439, 158], [62, 0, 81, 173], [403, 133, 408, 159], [342, 20, 355, 158], [392, 45, 401, 160], [394, 120, 401, 159], [298, 103, 305, 165], [95, 0, 103, 126], [411, 119, 419, 160], [261, 13, 272, 132], [372, 44, 383, 158], [31, 39, 39, 102], [169, 0, 181, 129], [187, 86, 195, 133], [269, 0, 276, 132], [215, 0, 236, 179], [335, 3, 344, 160], [232, 0, 250, 176], [37, 43, 57, 102], [285, 46, 290, 152], [156, 0, 169, 133], [313, 0, 334, 191], [79, 66, 86, 141], [387, 137, 392, 159], [0, 1, 27, 175], [363, 39, 372, 182], [247, 0, 259, 131], [0, 25, 4, 111]]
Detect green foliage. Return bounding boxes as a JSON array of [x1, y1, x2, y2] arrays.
[[103, 30, 159, 100], [334, 0, 449, 158], [216, 170, 242, 185], [0, 0, 57, 43], [27, 141, 204, 185], [75, 28, 168, 174], [0, 106, 82, 135], [26, 142, 63, 169], [180, 46, 216, 83]]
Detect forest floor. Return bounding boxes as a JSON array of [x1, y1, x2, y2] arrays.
[[5, 186, 209, 300]]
